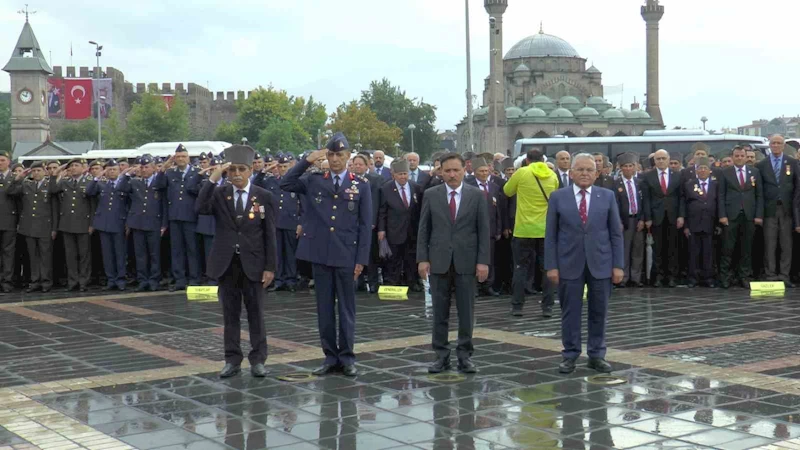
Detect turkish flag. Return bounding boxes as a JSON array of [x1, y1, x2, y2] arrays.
[[64, 79, 93, 120], [161, 94, 175, 111]]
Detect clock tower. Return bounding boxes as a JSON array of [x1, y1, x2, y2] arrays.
[[3, 15, 52, 147]]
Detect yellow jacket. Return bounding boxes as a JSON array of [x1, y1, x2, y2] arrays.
[[503, 162, 557, 238]]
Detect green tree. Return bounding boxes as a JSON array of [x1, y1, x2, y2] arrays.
[[124, 91, 190, 147], [360, 78, 438, 160], [257, 119, 309, 155], [215, 121, 242, 144], [0, 101, 10, 152], [102, 110, 128, 149], [56, 119, 98, 142], [329, 101, 402, 152], [299, 95, 328, 147]]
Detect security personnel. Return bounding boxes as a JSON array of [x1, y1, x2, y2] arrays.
[[118, 155, 167, 292], [9, 162, 55, 292], [86, 160, 129, 291], [0, 150, 18, 293], [197, 145, 277, 378], [272, 155, 302, 291], [156, 144, 201, 291], [52, 158, 94, 292], [280, 133, 372, 377]]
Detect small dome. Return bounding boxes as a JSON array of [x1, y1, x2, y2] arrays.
[[587, 65, 600, 73], [576, 106, 600, 118], [473, 107, 489, 117], [602, 109, 625, 119], [559, 96, 581, 105], [549, 107, 574, 119], [505, 106, 524, 118], [620, 108, 631, 117], [514, 63, 530, 72], [587, 96, 608, 106], [627, 109, 652, 119], [532, 94, 553, 105], [522, 107, 547, 118]]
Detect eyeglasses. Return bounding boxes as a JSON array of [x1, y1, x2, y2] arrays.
[[228, 166, 249, 173]]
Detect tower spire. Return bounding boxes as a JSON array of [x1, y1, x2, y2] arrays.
[[17, 4, 36, 23], [641, 0, 664, 126], [539, 21, 543, 34]]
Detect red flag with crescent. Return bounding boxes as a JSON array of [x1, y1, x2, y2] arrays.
[[161, 94, 175, 111], [64, 78, 93, 119]]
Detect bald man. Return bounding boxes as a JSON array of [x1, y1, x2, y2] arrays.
[[758, 135, 796, 286], [372, 151, 392, 181], [642, 149, 683, 287], [555, 151, 571, 189], [405, 152, 430, 187]]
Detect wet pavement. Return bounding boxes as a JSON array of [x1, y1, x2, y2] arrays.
[[2, 286, 800, 449]]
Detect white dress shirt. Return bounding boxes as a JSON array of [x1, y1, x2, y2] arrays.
[[558, 170, 570, 186], [395, 181, 410, 205], [234, 181, 251, 211], [446, 183, 464, 218], [573, 184, 592, 213], [658, 169, 670, 187]]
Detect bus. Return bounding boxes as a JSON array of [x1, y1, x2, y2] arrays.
[[513, 131, 768, 160]]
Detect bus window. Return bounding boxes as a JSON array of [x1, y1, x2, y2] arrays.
[[610, 142, 653, 158], [707, 140, 737, 156], [543, 144, 566, 158], [655, 142, 695, 157], [567, 143, 610, 157]]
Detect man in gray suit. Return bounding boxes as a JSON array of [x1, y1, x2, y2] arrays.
[[417, 153, 490, 374], [545, 153, 624, 375]]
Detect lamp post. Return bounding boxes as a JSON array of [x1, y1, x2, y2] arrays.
[[701, 116, 708, 131], [394, 143, 401, 157], [408, 124, 416, 155], [465, 0, 474, 154], [88, 41, 103, 149]]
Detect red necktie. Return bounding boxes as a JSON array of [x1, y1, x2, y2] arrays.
[[660, 171, 667, 195], [579, 190, 588, 225], [701, 181, 707, 194], [738, 169, 745, 188], [627, 180, 637, 215], [449, 191, 457, 223], [401, 185, 409, 208], [481, 183, 489, 199]]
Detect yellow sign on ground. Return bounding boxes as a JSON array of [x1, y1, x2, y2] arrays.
[[378, 286, 409, 301], [750, 282, 786, 293], [186, 286, 218, 302]]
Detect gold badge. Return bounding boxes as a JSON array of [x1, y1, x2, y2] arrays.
[[618, 187, 623, 193], [249, 212, 255, 220], [787, 165, 792, 176], [751, 176, 756, 187]]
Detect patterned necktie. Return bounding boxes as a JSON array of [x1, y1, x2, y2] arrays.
[[449, 191, 457, 223], [774, 157, 781, 183], [401, 185, 409, 208], [334, 175, 340, 192], [481, 183, 489, 199], [579, 189, 588, 225], [562, 173, 568, 187], [660, 171, 667, 194], [236, 189, 245, 216], [627, 180, 637, 215], [738, 169, 745, 188]]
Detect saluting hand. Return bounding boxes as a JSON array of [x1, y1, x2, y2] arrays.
[[264, 162, 278, 173], [15, 168, 30, 181], [262, 271, 275, 288], [306, 149, 327, 164], [209, 163, 230, 184]]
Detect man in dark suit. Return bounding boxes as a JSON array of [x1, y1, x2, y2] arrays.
[[465, 157, 504, 297], [51, 159, 94, 292], [354, 152, 383, 293], [592, 153, 614, 189], [554, 151, 572, 189], [680, 143, 715, 185], [642, 149, 683, 287], [86, 160, 129, 291], [544, 153, 624, 374], [417, 153, 490, 374], [196, 145, 277, 378], [372, 150, 392, 181], [614, 153, 645, 288], [679, 157, 718, 288], [378, 159, 422, 291], [281, 133, 372, 377], [718, 146, 764, 289], [757, 135, 796, 286], [406, 152, 431, 188], [0, 151, 18, 293]]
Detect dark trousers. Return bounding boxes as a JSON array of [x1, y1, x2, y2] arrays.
[[560, 265, 610, 360], [90, 231, 104, 285], [430, 264, 475, 361], [200, 234, 215, 285], [688, 232, 714, 284], [478, 240, 496, 290], [276, 229, 298, 287], [53, 233, 66, 285], [312, 263, 356, 366], [365, 231, 381, 286], [494, 236, 513, 292], [511, 237, 554, 310], [100, 231, 127, 288], [13, 232, 28, 287], [622, 219, 645, 284], [133, 229, 161, 290], [169, 220, 200, 287], [219, 255, 267, 366], [25, 236, 52, 289], [62, 232, 91, 288], [763, 205, 793, 280], [651, 217, 679, 282], [721, 212, 754, 282], [384, 240, 416, 286], [0, 230, 15, 287]]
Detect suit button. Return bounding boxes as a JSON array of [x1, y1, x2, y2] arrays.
[[331, 216, 335, 220], [279, 207, 282, 209], [71, 210, 74, 213], [332, 206, 337, 210], [330, 227, 335, 232], [179, 197, 183, 200], [334, 195, 338, 199]]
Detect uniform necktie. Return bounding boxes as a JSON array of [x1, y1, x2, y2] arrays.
[[579, 189, 588, 225], [738, 168, 745, 188], [627, 180, 637, 215], [774, 157, 781, 183], [236, 189, 245, 216], [701, 181, 707, 194], [334, 175, 340, 192], [660, 171, 667, 194], [449, 191, 457, 223], [401, 185, 409, 208], [481, 183, 489, 199], [562, 173, 568, 187]]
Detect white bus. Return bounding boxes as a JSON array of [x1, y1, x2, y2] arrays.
[[513, 131, 768, 160]]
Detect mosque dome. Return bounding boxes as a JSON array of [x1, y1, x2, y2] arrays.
[[532, 95, 553, 106], [627, 109, 652, 119], [505, 106, 524, 118], [575, 106, 600, 118], [522, 107, 547, 118], [602, 108, 625, 119], [505, 31, 581, 60], [587, 96, 608, 106], [474, 107, 489, 117], [549, 107, 574, 119], [559, 96, 581, 106]]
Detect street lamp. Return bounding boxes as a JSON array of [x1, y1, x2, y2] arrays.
[[394, 143, 401, 157], [408, 124, 416, 154], [701, 116, 708, 131], [89, 41, 103, 149]]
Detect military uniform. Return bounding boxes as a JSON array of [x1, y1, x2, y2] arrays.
[[0, 164, 19, 292], [86, 161, 129, 290], [190, 167, 221, 284], [52, 165, 94, 291], [280, 134, 372, 375], [88, 160, 106, 287], [260, 156, 302, 291], [10, 170, 56, 292]]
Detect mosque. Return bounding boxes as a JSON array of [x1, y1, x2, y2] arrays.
[[458, 0, 666, 154]]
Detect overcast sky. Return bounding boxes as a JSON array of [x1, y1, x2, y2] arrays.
[[0, 0, 797, 133]]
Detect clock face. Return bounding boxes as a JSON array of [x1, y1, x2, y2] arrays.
[[18, 89, 33, 104]]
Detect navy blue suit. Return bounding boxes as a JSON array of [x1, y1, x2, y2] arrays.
[[117, 173, 166, 290], [86, 178, 129, 289], [544, 186, 624, 360], [280, 159, 372, 366], [192, 175, 221, 283], [372, 166, 392, 181], [259, 175, 302, 288], [154, 166, 201, 287]]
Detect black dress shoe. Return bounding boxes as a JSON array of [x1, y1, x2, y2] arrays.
[[312, 364, 339, 376], [251, 363, 268, 377], [510, 307, 523, 317], [787, 281, 795, 288], [687, 281, 696, 288], [368, 285, 379, 294], [342, 365, 358, 377], [428, 358, 451, 374], [41, 287, 51, 293], [707, 282, 717, 289], [1, 285, 12, 293], [102, 285, 116, 291], [614, 284, 625, 289], [542, 307, 553, 318], [409, 284, 423, 293], [219, 363, 241, 378], [458, 358, 477, 374], [720, 281, 730, 289], [287, 284, 297, 293], [653, 281, 662, 288], [741, 280, 750, 289], [168, 285, 186, 292], [667, 279, 676, 288], [587, 358, 613, 373], [481, 287, 500, 297], [26, 286, 39, 293], [559, 358, 577, 374], [65, 285, 78, 292]]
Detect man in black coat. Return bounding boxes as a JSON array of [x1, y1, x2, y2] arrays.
[[642, 149, 683, 287], [592, 153, 615, 189], [718, 146, 764, 289], [614, 154, 645, 288], [679, 157, 718, 288], [355, 152, 383, 293], [377, 159, 422, 291], [196, 145, 277, 378], [465, 157, 504, 296], [406, 152, 431, 188]]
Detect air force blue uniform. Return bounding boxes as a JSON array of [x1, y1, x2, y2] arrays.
[[257, 169, 302, 289], [86, 175, 129, 289], [280, 150, 372, 368]]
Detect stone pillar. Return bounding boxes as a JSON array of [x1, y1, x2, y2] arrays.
[[641, 0, 664, 126], [485, 0, 509, 154]]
